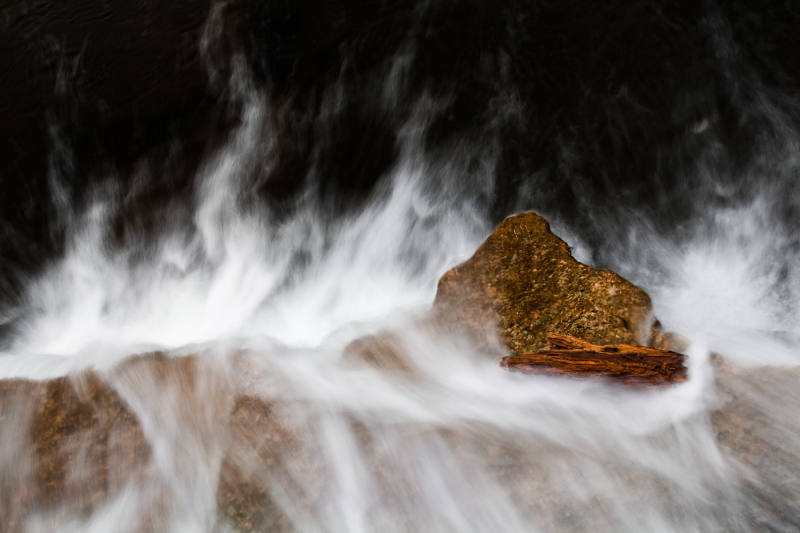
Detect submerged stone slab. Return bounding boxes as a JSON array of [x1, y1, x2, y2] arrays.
[[711, 356, 800, 530], [0, 353, 293, 533], [343, 331, 414, 373], [0, 371, 149, 532]]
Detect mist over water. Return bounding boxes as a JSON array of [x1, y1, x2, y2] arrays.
[[2, 0, 800, 531]]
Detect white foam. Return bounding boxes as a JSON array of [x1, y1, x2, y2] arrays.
[[3, 5, 800, 532]]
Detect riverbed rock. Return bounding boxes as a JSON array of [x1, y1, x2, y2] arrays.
[[0, 352, 296, 533], [217, 394, 294, 533], [710, 356, 800, 530], [4, 348, 799, 532], [432, 211, 661, 355], [0, 371, 150, 532], [343, 331, 414, 373]]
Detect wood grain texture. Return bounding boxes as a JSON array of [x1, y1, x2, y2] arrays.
[[500, 333, 687, 385]]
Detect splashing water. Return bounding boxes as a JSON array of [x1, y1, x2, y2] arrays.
[[3, 1, 800, 532]]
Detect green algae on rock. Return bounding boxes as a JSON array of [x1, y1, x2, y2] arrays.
[[432, 211, 659, 356]]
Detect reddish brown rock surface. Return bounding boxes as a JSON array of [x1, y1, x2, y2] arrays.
[[217, 394, 295, 533], [710, 356, 800, 530], [0, 372, 150, 532], [346, 211, 686, 382], [343, 332, 414, 372], [432, 211, 661, 355], [0, 211, 693, 531], [0, 353, 293, 533]]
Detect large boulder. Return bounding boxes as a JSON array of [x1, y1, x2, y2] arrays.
[[432, 211, 663, 355]]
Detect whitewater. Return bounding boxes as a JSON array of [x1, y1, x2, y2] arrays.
[[2, 1, 800, 531]]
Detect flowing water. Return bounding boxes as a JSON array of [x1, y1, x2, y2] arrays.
[[2, 1, 800, 531]]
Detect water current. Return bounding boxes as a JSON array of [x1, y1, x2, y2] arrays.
[[2, 1, 800, 531]]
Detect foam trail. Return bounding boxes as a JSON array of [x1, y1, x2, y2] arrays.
[[5, 88, 485, 363], [2, 3, 800, 532]]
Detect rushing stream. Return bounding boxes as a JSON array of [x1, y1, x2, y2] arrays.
[[2, 1, 800, 531]]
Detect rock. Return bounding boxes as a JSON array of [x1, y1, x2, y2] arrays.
[[710, 356, 800, 531], [217, 395, 294, 533], [0, 352, 295, 533], [345, 211, 686, 383], [343, 332, 414, 372], [0, 371, 150, 533], [432, 211, 662, 355], [0, 211, 694, 530]]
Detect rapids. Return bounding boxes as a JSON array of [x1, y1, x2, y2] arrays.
[[1, 0, 800, 531]]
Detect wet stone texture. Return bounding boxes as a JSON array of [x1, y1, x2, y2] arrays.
[[0, 353, 298, 533], [33, 373, 150, 508], [711, 357, 800, 531], [343, 332, 415, 373], [217, 394, 295, 533], [0, 372, 150, 533], [346, 211, 684, 379], [432, 211, 659, 355], [0, 212, 693, 531]]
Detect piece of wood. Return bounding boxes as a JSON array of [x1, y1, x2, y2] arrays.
[[500, 333, 688, 385]]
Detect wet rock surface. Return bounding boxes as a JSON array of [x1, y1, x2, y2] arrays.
[[347, 211, 686, 382], [1, 351, 799, 532], [0, 353, 295, 533], [217, 395, 294, 533], [710, 356, 800, 532], [0, 372, 149, 532], [343, 332, 415, 373], [432, 211, 659, 356], [14, 212, 800, 532]]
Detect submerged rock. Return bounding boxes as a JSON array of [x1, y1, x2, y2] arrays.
[[0, 211, 694, 531], [343, 331, 414, 373], [0, 353, 292, 533], [432, 211, 666, 355], [217, 394, 294, 533], [711, 356, 800, 530], [0, 372, 150, 533]]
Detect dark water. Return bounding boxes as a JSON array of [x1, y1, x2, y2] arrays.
[[2, 1, 800, 531], [3, 0, 800, 301]]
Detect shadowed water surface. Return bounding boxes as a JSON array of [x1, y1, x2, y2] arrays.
[[1, 0, 800, 531]]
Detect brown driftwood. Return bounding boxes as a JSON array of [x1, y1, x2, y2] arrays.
[[500, 333, 688, 385]]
